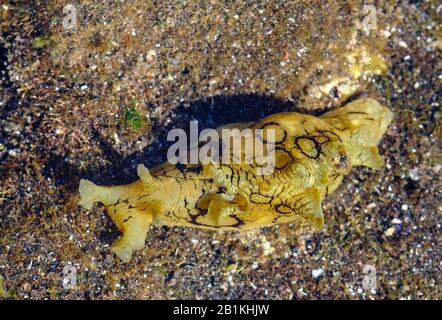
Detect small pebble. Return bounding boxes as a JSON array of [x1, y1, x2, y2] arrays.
[[385, 227, 396, 236], [312, 268, 324, 278]]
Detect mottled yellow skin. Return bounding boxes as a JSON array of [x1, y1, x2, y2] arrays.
[[79, 98, 393, 262]]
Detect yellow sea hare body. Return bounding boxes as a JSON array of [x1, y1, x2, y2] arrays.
[[79, 98, 393, 262]]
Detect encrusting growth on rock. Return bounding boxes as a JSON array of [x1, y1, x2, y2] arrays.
[[79, 98, 393, 262]]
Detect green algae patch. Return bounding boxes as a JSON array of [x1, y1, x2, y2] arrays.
[[125, 107, 143, 130], [33, 36, 50, 48], [0, 275, 10, 299]]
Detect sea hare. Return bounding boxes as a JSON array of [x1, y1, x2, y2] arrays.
[[79, 98, 393, 262]]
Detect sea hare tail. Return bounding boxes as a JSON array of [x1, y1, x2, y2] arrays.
[[79, 177, 156, 262], [78, 179, 102, 210]]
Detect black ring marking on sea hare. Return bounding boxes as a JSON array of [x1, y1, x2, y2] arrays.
[[293, 136, 321, 159], [274, 147, 294, 169], [122, 216, 133, 223], [347, 111, 368, 115], [185, 190, 247, 229], [250, 193, 272, 204], [258, 121, 288, 144]]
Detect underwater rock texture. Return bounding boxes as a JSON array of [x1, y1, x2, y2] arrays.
[[0, 0, 441, 299]]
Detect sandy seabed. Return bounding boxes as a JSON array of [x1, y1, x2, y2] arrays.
[[0, 1, 440, 299]]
